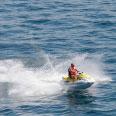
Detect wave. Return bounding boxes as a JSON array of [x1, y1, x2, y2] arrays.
[[0, 52, 111, 98]]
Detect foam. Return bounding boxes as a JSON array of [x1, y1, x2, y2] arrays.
[[0, 53, 111, 98]]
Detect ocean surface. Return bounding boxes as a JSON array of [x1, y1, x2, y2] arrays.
[[0, 0, 116, 115]]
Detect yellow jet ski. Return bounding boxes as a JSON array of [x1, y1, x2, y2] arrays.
[[63, 72, 94, 89]]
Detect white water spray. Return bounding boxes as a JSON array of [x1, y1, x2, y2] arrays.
[[0, 53, 111, 98]]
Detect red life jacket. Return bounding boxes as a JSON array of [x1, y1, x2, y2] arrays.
[[69, 66, 78, 76]]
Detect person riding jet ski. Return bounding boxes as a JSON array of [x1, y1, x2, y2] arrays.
[[68, 63, 79, 80]]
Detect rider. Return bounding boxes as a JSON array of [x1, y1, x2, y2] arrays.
[[68, 63, 79, 80]]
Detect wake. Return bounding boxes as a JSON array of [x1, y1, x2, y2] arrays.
[[0, 53, 111, 98]]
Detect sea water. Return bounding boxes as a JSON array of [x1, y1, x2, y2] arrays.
[[0, 0, 115, 115]]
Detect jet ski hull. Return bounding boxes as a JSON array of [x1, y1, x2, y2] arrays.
[[63, 73, 95, 90]]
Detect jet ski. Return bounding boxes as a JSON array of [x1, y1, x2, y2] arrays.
[[63, 72, 95, 90]]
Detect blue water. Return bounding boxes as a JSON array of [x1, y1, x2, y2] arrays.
[[0, 0, 116, 115]]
